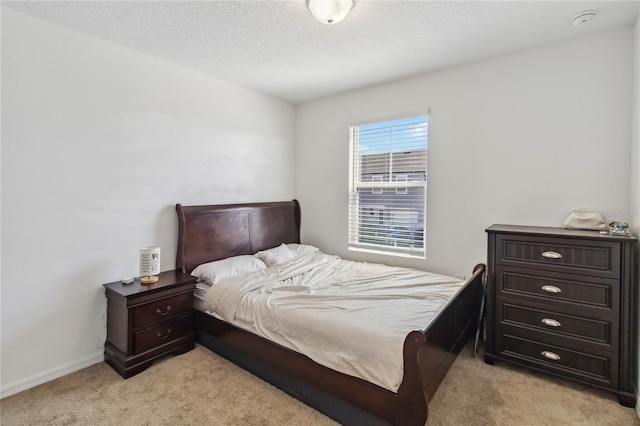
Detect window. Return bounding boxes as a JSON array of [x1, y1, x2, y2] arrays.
[[394, 175, 408, 195], [348, 114, 428, 257], [371, 175, 384, 194]]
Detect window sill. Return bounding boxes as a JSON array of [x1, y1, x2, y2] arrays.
[[348, 246, 426, 260]]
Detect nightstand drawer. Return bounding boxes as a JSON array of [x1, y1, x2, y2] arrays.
[[134, 314, 191, 354], [495, 266, 618, 313], [499, 334, 617, 388], [496, 235, 620, 279], [134, 292, 192, 329], [497, 299, 617, 349]]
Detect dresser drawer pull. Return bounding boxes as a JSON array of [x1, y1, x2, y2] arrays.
[[541, 285, 562, 294], [541, 350, 561, 361], [541, 318, 561, 327], [542, 251, 562, 259], [157, 328, 172, 339], [156, 305, 172, 316]]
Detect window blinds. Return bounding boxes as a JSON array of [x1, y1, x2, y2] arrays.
[[348, 115, 428, 257]]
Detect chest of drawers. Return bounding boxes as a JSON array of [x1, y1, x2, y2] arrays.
[[104, 270, 196, 378], [485, 224, 636, 406]]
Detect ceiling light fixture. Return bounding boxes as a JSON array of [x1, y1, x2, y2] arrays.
[[308, 0, 353, 25]]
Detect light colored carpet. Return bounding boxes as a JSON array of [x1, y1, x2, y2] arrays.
[[427, 344, 639, 426], [1, 342, 638, 425]]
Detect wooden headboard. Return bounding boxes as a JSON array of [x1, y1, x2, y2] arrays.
[[175, 200, 301, 273]]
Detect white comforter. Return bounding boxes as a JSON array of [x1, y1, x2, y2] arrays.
[[204, 251, 465, 392]]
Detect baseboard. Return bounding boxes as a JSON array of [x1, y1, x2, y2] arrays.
[[1, 352, 105, 399]]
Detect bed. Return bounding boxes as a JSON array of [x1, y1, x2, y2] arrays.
[[176, 200, 485, 426]]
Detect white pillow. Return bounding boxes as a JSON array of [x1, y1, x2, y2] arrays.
[[191, 255, 267, 285], [255, 243, 296, 267], [286, 243, 320, 257]]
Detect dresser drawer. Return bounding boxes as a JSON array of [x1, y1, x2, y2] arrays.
[[134, 292, 192, 329], [495, 234, 620, 279], [134, 314, 192, 354], [497, 299, 618, 349], [495, 266, 618, 314], [498, 334, 618, 388]]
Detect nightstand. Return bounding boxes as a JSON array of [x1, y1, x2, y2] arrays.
[[103, 270, 196, 378]]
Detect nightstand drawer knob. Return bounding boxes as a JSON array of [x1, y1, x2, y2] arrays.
[[542, 251, 562, 259], [157, 328, 172, 339], [156, 305, 172, 316], [541, 318, 561, 327], [541, 350, 561, 361], [541, 285, 562, 294]]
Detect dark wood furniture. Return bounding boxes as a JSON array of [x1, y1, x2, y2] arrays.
[[104, 270, 197, 378], [176, 199, 485, 426], [485, 224, 637, 406]]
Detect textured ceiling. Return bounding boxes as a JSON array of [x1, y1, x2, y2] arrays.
[[3, 1, 639, 104]]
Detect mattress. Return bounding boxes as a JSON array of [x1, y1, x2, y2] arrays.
[[198, 251, 465, 393]]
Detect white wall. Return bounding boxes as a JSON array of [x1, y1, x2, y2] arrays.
[[0, 8, 295, 396], [631, 8, 640, 417], [296, 27, 634, 278], [632, 0, 640, 240]]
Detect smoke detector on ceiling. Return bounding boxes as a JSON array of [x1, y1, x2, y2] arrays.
[[571, 10, 597, 27]]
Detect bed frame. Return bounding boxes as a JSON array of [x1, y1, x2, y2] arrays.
[[176, 200, 485, 426]]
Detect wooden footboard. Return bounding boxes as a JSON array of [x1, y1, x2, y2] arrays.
[[397, 263, 485, 425]]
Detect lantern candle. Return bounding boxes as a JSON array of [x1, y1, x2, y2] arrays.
[[140, 246, 160, 284]]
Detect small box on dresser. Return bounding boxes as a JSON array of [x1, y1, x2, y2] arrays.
[[104, 270, 197, 378], [484, 224, 637, 406]]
